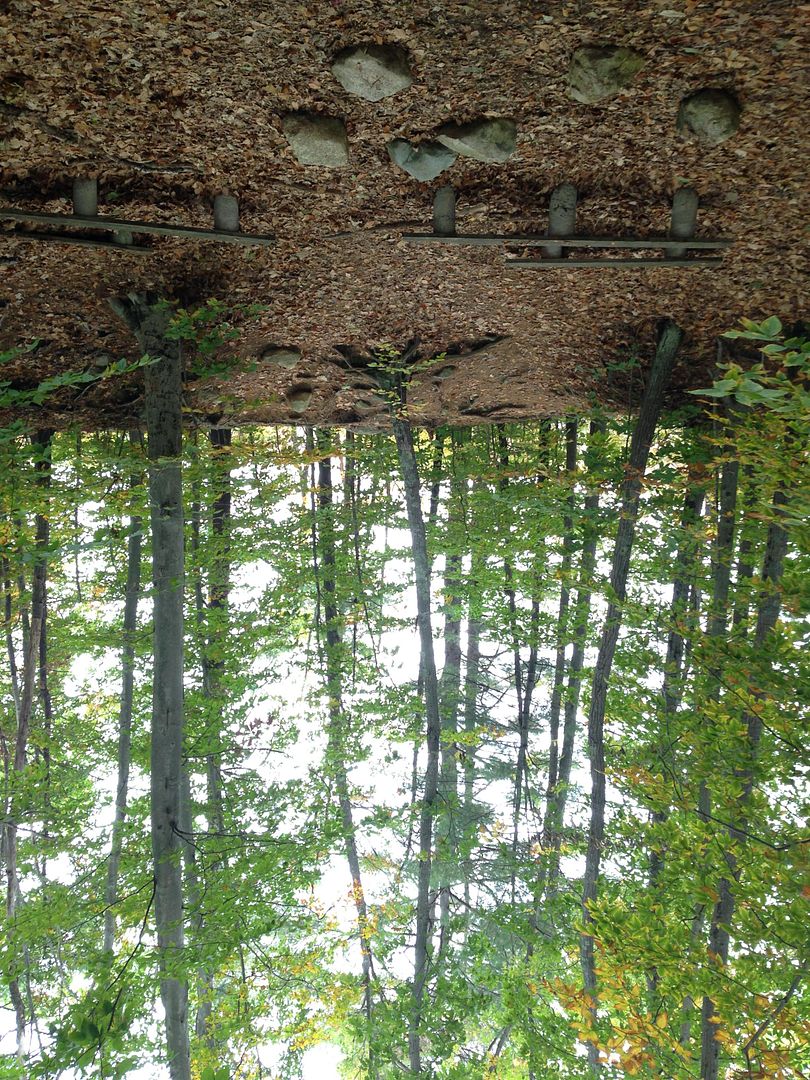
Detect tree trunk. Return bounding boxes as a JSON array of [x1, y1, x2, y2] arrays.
[[437, 441, 464, 958], [646, 474, 705, 995], [699, 489, 789, 1080], [104, 433, 143, 955], [544, 418, 605, 902], [649, 475, 706, 849], [680, 452, 739, 1049], [461, 559, 482, 921], [314, 435, 375, 1052], [111, 294, 190, 1079], [35, 435, 53, 880], [205, 426, 230, 841], [390, 384, 442, 1075], [3, 429, 51, 1059], [497, 428, 544, 900], [580, 323, 682, 1072], [545, 419, 578, 812], [189, 427, 232, 1041]]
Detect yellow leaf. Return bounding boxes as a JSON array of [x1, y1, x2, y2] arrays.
[[656, 1011, 668, 1028]]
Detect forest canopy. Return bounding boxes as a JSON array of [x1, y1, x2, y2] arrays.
[[0, 310, 807, 1079]]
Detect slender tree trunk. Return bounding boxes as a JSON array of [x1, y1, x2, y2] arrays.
[[510, 596, 539, 900], [544, 418, 605, 901], [680, 453, 739, 1049], [731, 465, 756, 635], [389, 381, 442, 1075], [205, 427, 230, 840], [3, 430, 51, 1059], [2, 548, 21, 718], [699, 490, 789, 1080], [188, 427, 232, 1041], [545, 419, 578, 812], [497, 428, 543, 899], [580, 324, 682, 1072], [104, 433, 143, 955], [646, 475, 705, 994], [111, 295, 190, 1079], [461, 563, 482, 921], [314, 436, 375, 1056], [35, 437, 53, 880], [497, 430, 524, 733], [437, 443, 464, 958]]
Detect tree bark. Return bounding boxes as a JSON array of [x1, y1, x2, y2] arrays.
[[680, 452, 739, 1049], [314, 435, 375, 1052], [461, 557, 482, 921], [699, 489, 789, 1080], [579, 323, 682, 1072], [188, 427, 231, 1041], [545, 419, 578, 810], [437, 440, 464, 957], [104, 433, 143, 955], [390, 385, 442, 1075], [2, 430, 51, 1058], [646, 474, 705, 994], [544, 418, 605, 902], [111, 294, 190, 1079]]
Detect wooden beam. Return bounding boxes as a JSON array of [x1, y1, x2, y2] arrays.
[[213, 194, 240, 233], [546, 182, 577, 258], [72, 178, 98, 217], [6, 230, 153, 254], [507, 256, 724, 269], [0, 208, 275, 246], [401, 233, 731, 250], [669, 187, 699, 259], [432, 186, 456, 237]]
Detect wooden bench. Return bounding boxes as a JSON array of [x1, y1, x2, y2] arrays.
[[402, 184, 729, 268], [1, 180, 274, 253]]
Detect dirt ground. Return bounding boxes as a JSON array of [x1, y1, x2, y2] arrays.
[[1, 0, 807, 430]]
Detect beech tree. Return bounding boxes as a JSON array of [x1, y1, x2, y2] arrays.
[[0, 318, 806, 1080], [110, 296, 190, 1079]]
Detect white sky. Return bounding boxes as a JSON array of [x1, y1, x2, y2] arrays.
[[5, 456, 622, 1077]]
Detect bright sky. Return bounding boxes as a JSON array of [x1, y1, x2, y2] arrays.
[[5, 471, 609, 1076]]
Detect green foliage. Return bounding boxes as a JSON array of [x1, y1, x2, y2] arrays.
[[159, 297, 267, 378], [0, 343, 159, 433], [690, 316, 810, 414], [0, 318, 807, 1078]]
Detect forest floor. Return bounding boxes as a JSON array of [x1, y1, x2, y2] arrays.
[[1, 0, 807, 430]]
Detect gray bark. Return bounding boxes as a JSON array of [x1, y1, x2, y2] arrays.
[[111, 295, 190, 1079], [437, 446, 463, 958], [545, 420, 578, 828], [544, 419, 605, 901], [700, 490, 789, 1080], [104, 434, 143, 955], [646, 476, 705, 994], [389, 383, 442, 1075], [496, 428, 544, 895], [3, 430, 51, 1057], [580, 324, 682, 1072], [315, 438, 375, 1044], [680, 452, 739, 1049], [187, 426, 231, 1041], [461, 569, 482, 920]]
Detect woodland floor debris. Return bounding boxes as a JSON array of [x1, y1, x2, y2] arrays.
[[0, 0, 806, 431]]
